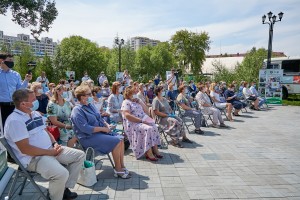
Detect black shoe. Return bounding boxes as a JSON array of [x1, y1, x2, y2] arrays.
[[63, 188, 78, 199]]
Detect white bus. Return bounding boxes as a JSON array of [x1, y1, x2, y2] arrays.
[[263, 57, 300, 99]]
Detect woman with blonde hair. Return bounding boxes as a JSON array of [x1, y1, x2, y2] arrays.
[[121, 86, 162, 161], [71, 85, 130, 178], [47, 84, 77, 147], [209, 82, 233, 121]]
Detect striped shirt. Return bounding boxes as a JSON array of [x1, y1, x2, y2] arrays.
[[4, 109, 52, 167]]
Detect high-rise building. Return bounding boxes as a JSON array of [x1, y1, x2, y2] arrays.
[[130, 36, 160, 51], [0, 30, 57, 56]]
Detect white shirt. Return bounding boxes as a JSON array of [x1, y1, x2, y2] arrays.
[[98, 75, 107, 86], [167, 74, 177, 90], [243, 87, 253, 99], [81, 76, 91, 82], [4, 109, 52, 167], [36, 76, 49, 84], [250, 86, 259, 96]]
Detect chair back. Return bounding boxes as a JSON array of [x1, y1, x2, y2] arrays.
[[0, 137, 28, 172]]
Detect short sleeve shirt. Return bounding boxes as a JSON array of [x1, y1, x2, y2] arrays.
[[152, 97, 172, 114], [4, 109, 52, 167], [224, 89, 236, 103]]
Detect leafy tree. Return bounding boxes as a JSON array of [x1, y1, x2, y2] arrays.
[[235, 47, 268, 83], [53, 36, 106, 82], [36, 53, 55, 82], [12, 41, 35, 79], [0, 0, 58, 40], [171, 29, 211, 74], [212, 60, 236, 83], [150, 42, 175, 80], [135, 45, 153, 82]]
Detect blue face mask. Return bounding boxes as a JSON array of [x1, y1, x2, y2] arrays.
[[61, 91, 68, 99], [87, 97, 94, 104], [31, 100, 39, 111], [96, 92, 102, 98]]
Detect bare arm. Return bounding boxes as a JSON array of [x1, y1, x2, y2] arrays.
[[15, 138, 61, 157], [48, 116, 72, 129], [153, 109, 168, 118], [123, 110, 142, 123]]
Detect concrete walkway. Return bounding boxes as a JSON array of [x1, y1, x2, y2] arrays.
[[1, 106, 300, 200]]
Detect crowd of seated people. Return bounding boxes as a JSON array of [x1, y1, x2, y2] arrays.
[[1, 54, 270, 199]]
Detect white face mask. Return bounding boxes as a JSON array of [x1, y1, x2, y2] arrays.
[[162, 91, 166, 97], [184, 89, 188, 94], [132, 94, 138, 99], [37, 89, 43, 94], [118, 87, 123, 93]]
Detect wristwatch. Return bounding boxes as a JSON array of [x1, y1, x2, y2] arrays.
[[52, 141, 57, 147]]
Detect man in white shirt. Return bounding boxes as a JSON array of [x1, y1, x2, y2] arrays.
[[4, 88, 85, 200], [249, 81, 267, 108], [98, 71, 108, 86], [81, 71, 91, 82], [36, 71, 49, 86], [242, 82, 260, 110], [167, 68, 178, 96]]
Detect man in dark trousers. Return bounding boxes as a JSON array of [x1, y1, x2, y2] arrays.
[[0, 53, 32, 130]]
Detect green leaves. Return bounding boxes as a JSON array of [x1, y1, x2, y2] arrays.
[[171, 29, 211, 74], [0, 0, 58, 40]]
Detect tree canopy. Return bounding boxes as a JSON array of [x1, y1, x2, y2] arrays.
[[171, 29, 211, 74], [0, 0, 58, 40]]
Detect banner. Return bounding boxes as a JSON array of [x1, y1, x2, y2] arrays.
[[259, 69, 283, 105]]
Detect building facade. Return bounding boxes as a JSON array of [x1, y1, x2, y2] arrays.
[[0, 30, 57, 56], [130, 36, 160, 51]]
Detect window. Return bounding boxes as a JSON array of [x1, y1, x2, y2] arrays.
[[282, 60, 300, 74]]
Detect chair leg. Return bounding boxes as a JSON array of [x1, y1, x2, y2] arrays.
[[18, 175, 27, 195], [107, 154, 115, 168], [8, 170, 20, 198], [25, 175, 49, 200]]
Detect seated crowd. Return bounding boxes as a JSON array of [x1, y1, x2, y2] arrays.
[[2, 57, 268, 199]]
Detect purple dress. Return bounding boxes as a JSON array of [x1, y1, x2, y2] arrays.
[[121, 99, 160, 159]]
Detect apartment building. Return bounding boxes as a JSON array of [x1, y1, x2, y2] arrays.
[[130, 36, 160, 51], [0, 30, 57, 56]]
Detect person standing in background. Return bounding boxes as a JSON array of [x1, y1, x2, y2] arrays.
[[81, 71, 91, 82], [167, 68, 178, 96], [98, 71, 108, 86], [0, 53, 32, 128]]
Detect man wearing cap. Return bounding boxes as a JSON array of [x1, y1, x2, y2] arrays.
[[167, 68, 178, 97], [0, 53, 32, 128], [98, 71, 108, 86]]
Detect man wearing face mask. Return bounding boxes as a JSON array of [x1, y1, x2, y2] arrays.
[[81, 71, 91, 82], [98, 71, 108, 86], [4, 88, 85, 200], [0, 53, 32, 130]]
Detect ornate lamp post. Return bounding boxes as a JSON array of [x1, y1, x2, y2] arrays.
[[114, 37, 124, 72], [262, 11, 284, 68]]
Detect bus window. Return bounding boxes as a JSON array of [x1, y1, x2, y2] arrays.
[[282, 60, 300, 74]]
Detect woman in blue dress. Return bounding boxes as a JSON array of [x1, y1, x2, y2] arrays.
[[71, 85, 130, 179]]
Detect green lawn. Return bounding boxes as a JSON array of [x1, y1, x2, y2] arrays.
[[282, 94, 300, 106]]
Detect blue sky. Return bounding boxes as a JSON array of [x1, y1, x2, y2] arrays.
[[1, 0, 299, 56]]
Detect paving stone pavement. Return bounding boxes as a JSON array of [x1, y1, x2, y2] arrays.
[[1, 106, 300, 200]]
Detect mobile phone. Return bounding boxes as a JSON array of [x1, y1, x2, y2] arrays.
[[27, 70, 32, 74]]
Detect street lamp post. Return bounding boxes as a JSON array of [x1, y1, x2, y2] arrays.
[[262, 11, 284, 68], [114, 37, 124, 72]]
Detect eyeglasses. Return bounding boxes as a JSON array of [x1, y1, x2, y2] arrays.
[[84, 93, 92, 96]]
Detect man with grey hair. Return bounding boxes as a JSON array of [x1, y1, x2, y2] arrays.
[[4, 88, 85, 200]]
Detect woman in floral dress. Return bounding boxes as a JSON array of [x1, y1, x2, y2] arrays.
[[121, 86, 162, 161]]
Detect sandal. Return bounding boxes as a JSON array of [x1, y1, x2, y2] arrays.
[[182, 138, 193, 143], [171, 140, 183, 148], [114, 169, 131, 179]]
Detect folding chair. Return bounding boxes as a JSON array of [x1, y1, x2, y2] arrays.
[[175, 101, 195, 134], [213, 103, 229, 120], [148, 107, 168, 149], [75, 137, 115, 168], [0, 137, 49, 200], [192, 100, 212, 127]]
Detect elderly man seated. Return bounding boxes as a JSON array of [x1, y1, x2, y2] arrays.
[[4, 89, 85, 200]]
